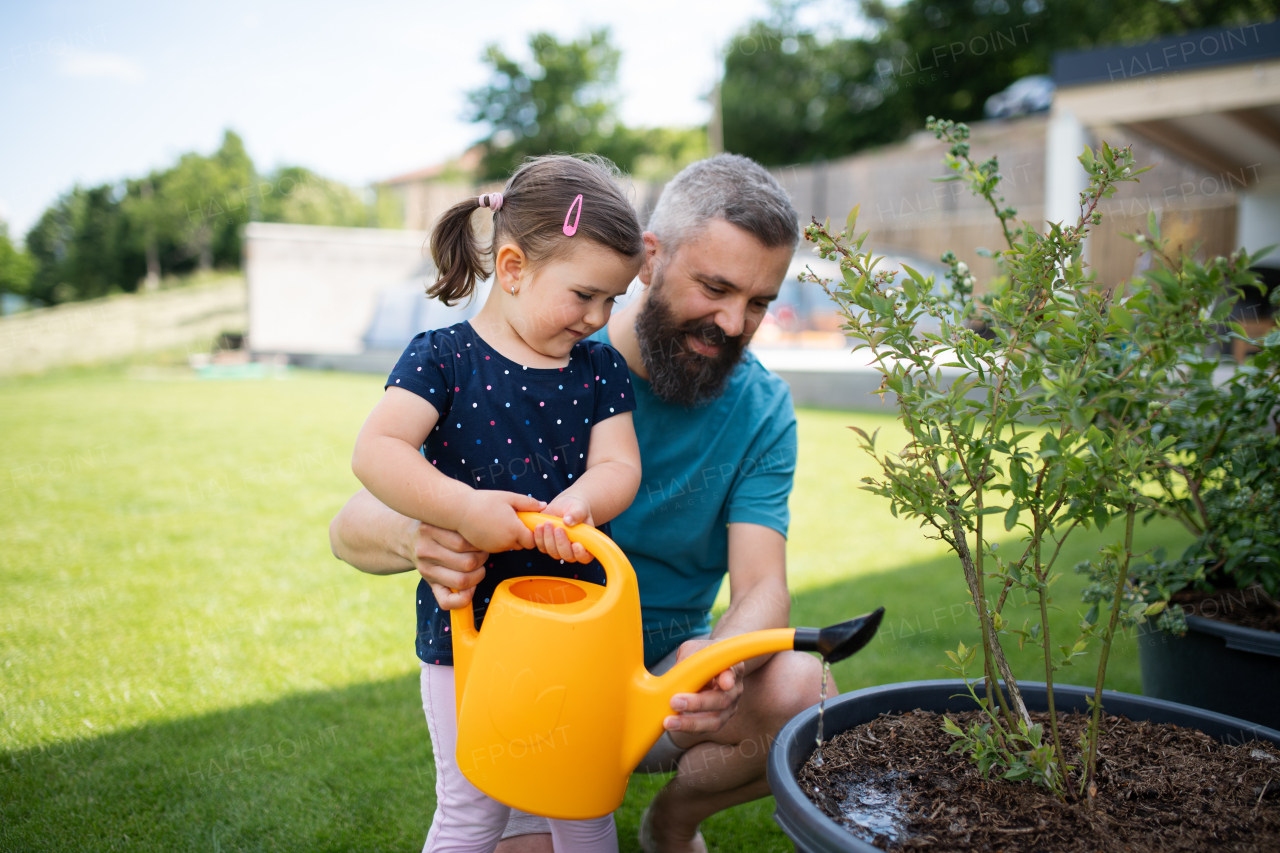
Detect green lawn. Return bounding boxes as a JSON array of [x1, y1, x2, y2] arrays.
[[0, 365, 1190, 851]]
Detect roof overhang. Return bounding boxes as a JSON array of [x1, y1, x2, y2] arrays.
[[1053, 21, 1280, 180]]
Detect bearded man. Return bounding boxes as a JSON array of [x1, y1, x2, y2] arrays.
[[329, 154, 829, 853]]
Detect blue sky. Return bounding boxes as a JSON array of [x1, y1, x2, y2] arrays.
[[0, 0, 850, 238]]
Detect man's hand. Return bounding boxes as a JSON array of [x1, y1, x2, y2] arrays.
[[662, 638, 746, 742], [534, 494, 595, 563], [409, 521, 491, 610]]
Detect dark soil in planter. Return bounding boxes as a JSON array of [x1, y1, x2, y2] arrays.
[[1172, 584, 1280, 633], [800, 709, 1280, 852]]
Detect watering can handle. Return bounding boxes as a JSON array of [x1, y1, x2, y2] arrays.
[[515, 511, 632, 593], [448, 512, 633, 669]]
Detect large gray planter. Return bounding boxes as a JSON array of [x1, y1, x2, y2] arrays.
[[766, 679, 1280, 853]]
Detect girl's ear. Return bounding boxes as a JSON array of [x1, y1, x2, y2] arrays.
[[494, 243, 528, 290]]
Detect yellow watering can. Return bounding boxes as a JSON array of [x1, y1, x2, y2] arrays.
[[450, 512, 884, 820]]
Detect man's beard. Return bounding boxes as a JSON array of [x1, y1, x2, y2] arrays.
[[635, 268, 747, 407]]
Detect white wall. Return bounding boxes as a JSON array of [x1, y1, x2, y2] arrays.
[[245, 222, 430, 354], [1236, 174, 1280, 267], [1044, 105, 1090, 230]]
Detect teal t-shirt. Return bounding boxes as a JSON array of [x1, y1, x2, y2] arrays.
[[591, 327, 798, 667]]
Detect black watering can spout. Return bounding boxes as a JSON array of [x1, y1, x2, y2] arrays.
[[793, 607, 885, 663]]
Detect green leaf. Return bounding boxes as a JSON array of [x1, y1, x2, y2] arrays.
[[1112, 305, 1134, 331], [1004, 503, 1020, 531], [842, 267, 867, 298], [1145, 601, 1167, 616], [1009, 461, 1028, 495], [845, 203, 860, 234], [1077, 145, 1095, 173], [901, 263, 928, 290]]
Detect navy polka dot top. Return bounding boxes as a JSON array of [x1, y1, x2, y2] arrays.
[[385, 321, 636, 666]]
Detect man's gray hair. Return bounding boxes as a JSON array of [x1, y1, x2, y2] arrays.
[[647, 153, 799, 253]]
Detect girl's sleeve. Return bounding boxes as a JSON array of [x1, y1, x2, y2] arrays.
[[386, 332, 452, 417], [588, 342, 637, 425]]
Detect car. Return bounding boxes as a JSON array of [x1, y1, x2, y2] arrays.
[[984, 75, 1055, 119]]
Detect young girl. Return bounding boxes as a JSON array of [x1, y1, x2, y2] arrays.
[[352, 155, 644, 853]]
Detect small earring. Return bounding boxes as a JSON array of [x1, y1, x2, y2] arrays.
[[510, 284, 516, 295]]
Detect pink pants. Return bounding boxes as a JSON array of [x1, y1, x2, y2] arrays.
[[420, 662, 618, 853]]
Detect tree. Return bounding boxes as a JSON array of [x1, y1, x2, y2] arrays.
[[20, 129, 380, 304], [120, 174, 169, 290], [258, 166, 369, 227], [722, 0, 1280, 165], [0, 223, 36, 300], [24, 185, 145, 304], [160, 130, 255, 270], [466, 29, 638, 179], [721, 21, 907, 166], [628, 127, 710, 181]]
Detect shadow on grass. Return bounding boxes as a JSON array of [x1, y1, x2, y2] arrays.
[[1, 675, 433, 852], [0, 671, 792, 853]]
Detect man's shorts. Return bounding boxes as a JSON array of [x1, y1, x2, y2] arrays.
[[501, 633, 712, 840]]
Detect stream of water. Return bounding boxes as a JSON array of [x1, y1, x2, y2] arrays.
[[813, 660, 831, 766]]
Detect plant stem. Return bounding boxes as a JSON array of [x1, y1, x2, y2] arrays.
[[942, 425, 1026, 727], [975, 508, 1017, 729], [1086, 503, 1137, 805], [974, 501, 997, 707], [948, 502, 1031, 727], [1034, 525, 1070, 792]]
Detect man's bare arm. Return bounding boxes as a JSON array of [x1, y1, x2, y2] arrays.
[[329, 489, 494, 610], [329, 488, 419, 575]]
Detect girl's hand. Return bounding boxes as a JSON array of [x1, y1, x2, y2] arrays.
[[535, 495, 594, 564], [457, 491, 546, 554]]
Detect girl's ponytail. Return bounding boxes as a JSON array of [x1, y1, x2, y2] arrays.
[[428, 197, 488, 306]]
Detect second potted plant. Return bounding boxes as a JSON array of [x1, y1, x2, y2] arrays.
[[1122, 308, 1280, 728]]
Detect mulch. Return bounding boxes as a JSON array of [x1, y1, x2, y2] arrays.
[[1172, 584, 1280, 633], [800, 709, 1280, 852]]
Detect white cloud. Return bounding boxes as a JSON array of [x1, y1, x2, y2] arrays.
[[56, 49, 145, 83]]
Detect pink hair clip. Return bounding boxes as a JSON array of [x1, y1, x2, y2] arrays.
[[562, 194, 583, 236], [479, 192, 503, 211]]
